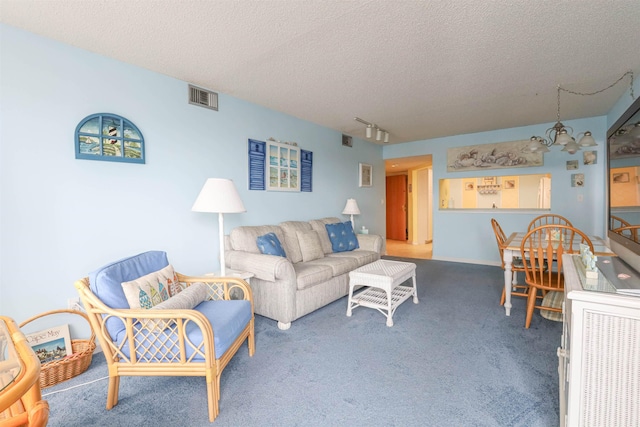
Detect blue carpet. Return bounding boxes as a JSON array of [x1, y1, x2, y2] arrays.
[[42, 258, 561, 426]]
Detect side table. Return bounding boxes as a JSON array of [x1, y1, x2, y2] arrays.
[[205, 269, 254, 300], [205, 269, 254, 284]]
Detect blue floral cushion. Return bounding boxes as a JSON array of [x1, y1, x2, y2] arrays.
[[256, 232, 287, 257], [325, 221, 360, 252]]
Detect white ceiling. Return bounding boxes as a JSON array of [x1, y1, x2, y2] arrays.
[[2, 1, 640, 145]]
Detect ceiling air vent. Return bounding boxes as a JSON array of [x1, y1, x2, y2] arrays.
[[188, 84, 218, 111]]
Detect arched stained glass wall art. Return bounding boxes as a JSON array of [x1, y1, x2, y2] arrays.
[[75, 113, 145, 164]]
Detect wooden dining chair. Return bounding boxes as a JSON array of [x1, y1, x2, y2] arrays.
[[491, 218, 528, 305], [527, 214, 573, 231], [610, 215, 631, 231], [613, 225, 640, 243], [520, 224, 593, 328]]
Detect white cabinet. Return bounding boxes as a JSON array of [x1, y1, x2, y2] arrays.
[[560, 254, 640, 427]]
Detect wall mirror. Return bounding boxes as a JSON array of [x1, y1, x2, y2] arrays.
[[439, 173, 551, 209], [608, 96, 640, 245]]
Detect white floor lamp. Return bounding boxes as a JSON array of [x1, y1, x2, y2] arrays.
[[192, 178, 246, 276]]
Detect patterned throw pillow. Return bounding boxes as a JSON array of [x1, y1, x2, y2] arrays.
[[296, 230, 325, 262], [325, 221, 360, 253], [256, 232, 287, 257], [121, 264, 177, 309]]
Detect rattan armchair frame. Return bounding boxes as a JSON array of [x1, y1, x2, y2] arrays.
[[74, 275, 255, 423]]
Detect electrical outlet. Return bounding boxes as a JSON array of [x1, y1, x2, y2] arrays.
[[67, 297, 83, 311]]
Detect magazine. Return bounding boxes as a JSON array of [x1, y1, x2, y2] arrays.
[[24, 324, 73, 363]]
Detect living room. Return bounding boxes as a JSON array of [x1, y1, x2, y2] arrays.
[[2, 2, 640, 425]]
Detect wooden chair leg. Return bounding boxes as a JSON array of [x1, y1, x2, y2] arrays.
[[525, 286, 537, 329], [206, 376, 218, 422], [106, 375, 120, 409], [248, 318, 255, 356]]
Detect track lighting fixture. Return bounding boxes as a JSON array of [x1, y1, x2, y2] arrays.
[[354, 117, 391, 143]]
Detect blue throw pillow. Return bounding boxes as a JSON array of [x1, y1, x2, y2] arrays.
[[325, 221, 360, 253], [256, 232, 287, 257]]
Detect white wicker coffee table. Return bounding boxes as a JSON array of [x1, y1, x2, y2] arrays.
[[347, 259, 418, 326]]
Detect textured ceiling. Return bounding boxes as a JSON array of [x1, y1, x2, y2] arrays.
[[2, 0, 640, 145]]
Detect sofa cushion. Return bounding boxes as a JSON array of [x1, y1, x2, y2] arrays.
[[327, 250, 379, 267], [121, 264, 176, 309], [257, 232, 287, 257], [115, 299, 252, 360], [229, 225, 288, 256], [308, 256, 359, 277], [309, 217, 341, 254], [292, 263, 333, 290], [296, 230, 325, 262], [279, 221, 313, 263], [325, 221, 360, 252]]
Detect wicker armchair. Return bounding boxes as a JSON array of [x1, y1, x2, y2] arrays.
[[74, 251, 255, 423]]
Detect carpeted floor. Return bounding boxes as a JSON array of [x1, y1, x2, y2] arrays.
[[42, 258, 561, 426]]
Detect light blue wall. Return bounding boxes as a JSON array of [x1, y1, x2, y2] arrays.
[[0, 25, 385, 324], [384, 117, 608, 265]]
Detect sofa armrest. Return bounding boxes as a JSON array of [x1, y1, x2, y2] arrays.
[[225, 250, 296, 282], [356, 234, 383, 254]]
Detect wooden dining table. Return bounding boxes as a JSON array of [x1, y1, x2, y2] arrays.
[[501, 231, 615, 316]]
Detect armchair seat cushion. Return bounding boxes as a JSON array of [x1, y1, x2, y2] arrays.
[[115, 299, 252, 360]]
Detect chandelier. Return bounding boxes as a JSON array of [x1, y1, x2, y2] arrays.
[[528, 71, 635, 155], [354, 117, 390, 143]]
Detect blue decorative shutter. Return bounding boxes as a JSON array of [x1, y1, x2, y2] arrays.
[[301, 149, 312, 192], [248, 139, 266, 190]]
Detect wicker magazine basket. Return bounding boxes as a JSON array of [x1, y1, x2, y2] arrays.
[[19, 309, 96, 388]]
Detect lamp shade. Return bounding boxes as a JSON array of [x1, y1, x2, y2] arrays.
[[561, 139, 581, 154], [192, 178, 246, 213], [342, 198, 361, 215], [578, 131, 597, 147]]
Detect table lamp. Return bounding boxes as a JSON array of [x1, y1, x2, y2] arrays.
[[342, 198, 360, 229], [192, 178, 246, 276]]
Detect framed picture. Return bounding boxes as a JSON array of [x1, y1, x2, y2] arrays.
[[566, 160, 578, 170], [24, 324, 72, 363], [266, 140, 300, 191], [572, 173, 585, 187], [583, 151, 597, 165], [613, 172, 630, 183], [75, 113, 145, 164], [483, 177, 496, 185], [359, 163, 372, 187]]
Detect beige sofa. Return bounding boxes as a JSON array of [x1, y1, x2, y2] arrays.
[[225, 217, 383, 329]]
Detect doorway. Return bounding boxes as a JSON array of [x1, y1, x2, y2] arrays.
[[385, 155, 433, 259]]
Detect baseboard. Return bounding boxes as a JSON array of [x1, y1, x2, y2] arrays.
[[431, 256, 501, 267]]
